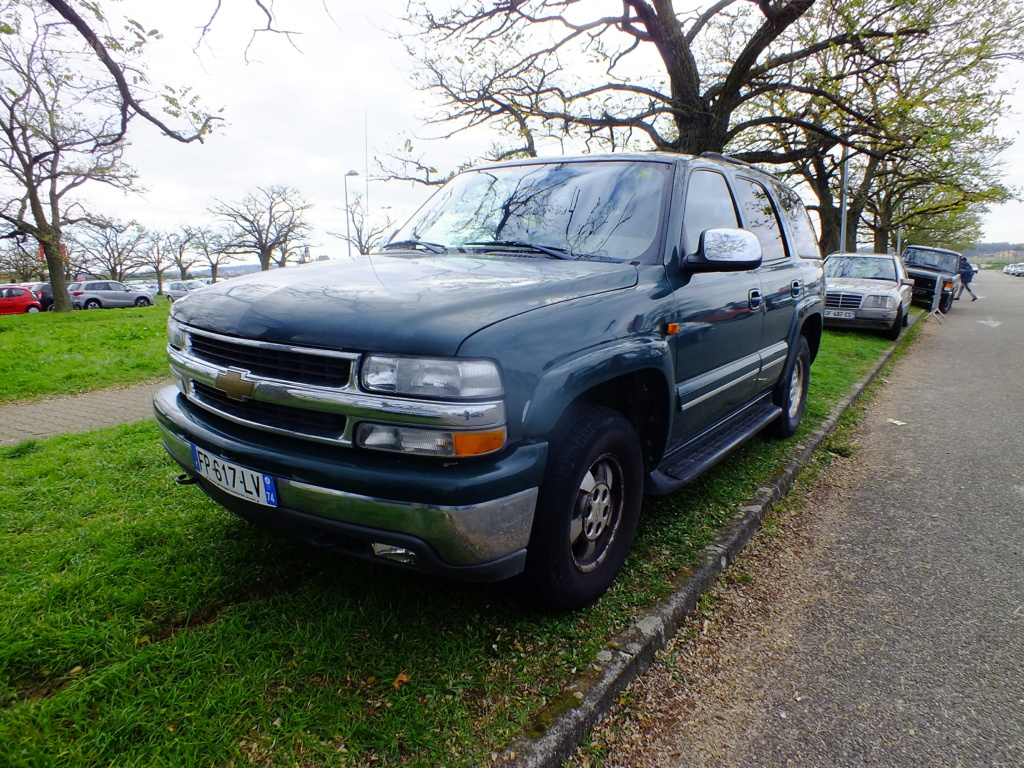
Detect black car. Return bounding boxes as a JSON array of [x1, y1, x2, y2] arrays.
[[33, 282, 54, 311]]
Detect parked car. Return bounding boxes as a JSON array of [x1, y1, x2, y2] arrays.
[[31, 282, 55, 311], [0, 284, 43, 315], [166, 279, 208, 302], [823, 252, 913, 340], [155, 151, 826, 610], [68, 280, 154, 309], [900, 245, 961, 313]]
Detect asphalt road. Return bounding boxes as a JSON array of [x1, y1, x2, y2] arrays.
[[582, 272, 1024, 767]]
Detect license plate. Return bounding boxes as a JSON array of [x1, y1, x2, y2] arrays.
[[824, 309, 855, 319], [191, 444, 278, 507]]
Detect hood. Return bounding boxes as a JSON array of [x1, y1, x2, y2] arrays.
[[172, 254, 639, 356], [826, 277, 899, 294]]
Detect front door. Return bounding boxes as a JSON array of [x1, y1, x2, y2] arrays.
[[668, 168, 764, 445]]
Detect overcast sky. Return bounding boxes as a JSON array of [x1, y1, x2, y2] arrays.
[[81, 2, 1024, 256]]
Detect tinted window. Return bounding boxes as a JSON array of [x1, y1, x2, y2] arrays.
[[772, 181, 820, 259], [682, 170, 739, 255], [735, 177, 787, 262]]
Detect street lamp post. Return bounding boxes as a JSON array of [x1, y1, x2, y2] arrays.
[[344, 170, 359, 258]]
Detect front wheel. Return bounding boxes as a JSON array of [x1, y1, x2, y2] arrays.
[[26, 306, 40, 313], [939, 292, 954, 314], [522, 404, 644, 610], [134, 296, 152, 307], [772, 335, 810, 438]]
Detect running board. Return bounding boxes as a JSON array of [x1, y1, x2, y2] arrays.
[[647, 403, 781, 495]]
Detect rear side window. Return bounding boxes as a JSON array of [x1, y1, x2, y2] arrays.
[[682, 170, 740, 256], [734, 177, 787, 262], [772, 182, 820, 259]]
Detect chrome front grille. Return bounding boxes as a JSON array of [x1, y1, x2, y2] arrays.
[[169, 323, 506, 447], [825, 292, 862, 310], [192, 381, 347, 440], [187, 331, 353, 388]]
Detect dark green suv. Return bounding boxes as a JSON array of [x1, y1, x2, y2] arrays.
[[154, 153, 825, 609]]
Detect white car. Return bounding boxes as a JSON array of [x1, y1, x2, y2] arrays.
[[824, 252, 914, 340], [166, 279, 208, 302]]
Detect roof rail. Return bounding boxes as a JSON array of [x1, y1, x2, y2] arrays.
[[699, 152, 760, 171]]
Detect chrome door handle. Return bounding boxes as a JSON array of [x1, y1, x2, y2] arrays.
[[749, 289, 762, 310], [791, 280, 801, 298]]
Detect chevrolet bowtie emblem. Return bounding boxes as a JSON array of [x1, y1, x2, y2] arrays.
[[215, 369, 256, 401]]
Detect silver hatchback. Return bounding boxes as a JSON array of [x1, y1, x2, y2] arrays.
[[68, 280, 154, 309]]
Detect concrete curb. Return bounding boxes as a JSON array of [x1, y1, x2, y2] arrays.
[[496, 318, 917, 768]]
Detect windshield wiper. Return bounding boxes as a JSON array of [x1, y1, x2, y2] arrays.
[[465, 240, 575, 260], [381, 239, 447, 254]]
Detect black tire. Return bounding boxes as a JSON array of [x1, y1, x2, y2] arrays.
[[884, 309, 903, 341], [25, 306, 40, 313], [83, 299, 101, 309], [939, 292, 954, 314], [772, 335, 810, 438], [522, 404, 644, 610], [134, 296, 152, 307]]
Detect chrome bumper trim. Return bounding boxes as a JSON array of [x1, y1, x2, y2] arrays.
[[158, 419, 537, 566]]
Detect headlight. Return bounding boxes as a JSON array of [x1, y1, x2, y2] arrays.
[[862, 295, 896, 309], [167, 317, 186, 350], [361, 355, 503, 399]]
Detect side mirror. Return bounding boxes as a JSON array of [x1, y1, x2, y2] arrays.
[[684, 228, 763, 273]]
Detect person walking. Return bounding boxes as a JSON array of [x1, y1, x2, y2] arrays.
[[956, 256, 977, 300]]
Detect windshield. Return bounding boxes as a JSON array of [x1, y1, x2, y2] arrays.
[[825, 256, 896, 281], [902, 246, 959, 273], [389, 160, 672, 262]]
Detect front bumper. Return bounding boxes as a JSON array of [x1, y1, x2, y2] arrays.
[[823, 308, 898, 331], [154, 386, 544, 581]]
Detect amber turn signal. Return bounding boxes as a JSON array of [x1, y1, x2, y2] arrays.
[[453, 429, 507, 456]]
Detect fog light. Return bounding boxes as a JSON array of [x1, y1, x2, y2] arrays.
[[371, 543, 418, 565]]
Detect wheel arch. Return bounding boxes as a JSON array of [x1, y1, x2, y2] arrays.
[[801, 312, 823, 363], [522, 341, 674, 477]]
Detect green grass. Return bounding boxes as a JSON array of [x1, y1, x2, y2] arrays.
[[0, 322, 905, 767], [0, 305, 170, 404]]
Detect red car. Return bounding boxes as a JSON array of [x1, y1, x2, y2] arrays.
[[0, 284, 43, 315]]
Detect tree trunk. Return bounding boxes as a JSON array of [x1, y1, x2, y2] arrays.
[[40, 232, 73, 313]]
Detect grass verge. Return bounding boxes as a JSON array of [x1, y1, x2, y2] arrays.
[[0, 305, 169, 404], [0, 326, 901, 767]]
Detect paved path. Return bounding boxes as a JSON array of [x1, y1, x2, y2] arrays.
[[579, 273, 1024, 766], [0, 379, 170, 446]]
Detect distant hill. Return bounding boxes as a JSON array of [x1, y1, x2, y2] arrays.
[[964, 242, 1023, 258]]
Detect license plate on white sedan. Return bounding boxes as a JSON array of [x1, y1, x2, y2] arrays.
[[824, 309, 856, 319], [190, 444, 278, 507]]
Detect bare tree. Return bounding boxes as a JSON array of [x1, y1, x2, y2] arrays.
[[330, 193, 398, 256], [0, 236, 46, 282], [191, 226, 239, 282], [138, 231, 175, 295], [37, 0, 222, 145], [0, 6, 138, 311], [67, 219, 148, 281], [211, 185, 312, 271], [169, 227, 199, 279], [389, 0, 939, 181]]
